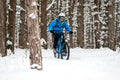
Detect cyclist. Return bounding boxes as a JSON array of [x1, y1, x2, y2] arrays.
[[48, 12, 73, 53]]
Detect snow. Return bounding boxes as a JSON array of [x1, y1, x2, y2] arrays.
[[31, 2, 37, 7], [41, 38, 47, 45], [29, 13, 36, 19], [98, 14, 106, 25], [8, 5, 13, 11], [46, 0, 56, 10], [0, 48, 120, 80], [7, 40, 12, 45], [30, 64, 42, 70]]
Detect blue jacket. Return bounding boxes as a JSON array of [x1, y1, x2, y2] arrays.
[[48, 18, 72, 34]]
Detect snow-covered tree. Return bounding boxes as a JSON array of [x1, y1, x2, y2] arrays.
[[99, 0, 109, 47], [72, 0, 78, 47], [94, 0, 100, 48], [84, 0, 95, 48]]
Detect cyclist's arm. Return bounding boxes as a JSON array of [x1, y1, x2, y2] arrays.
[[64, 21, 72, 32], [48, 19, 57, 31]]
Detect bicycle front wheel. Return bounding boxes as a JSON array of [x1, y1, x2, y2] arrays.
[[61, 42, 70, 60]]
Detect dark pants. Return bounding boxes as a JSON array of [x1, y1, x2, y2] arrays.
[[53, 34, 61, 49]]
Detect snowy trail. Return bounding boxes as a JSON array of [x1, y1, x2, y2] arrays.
[[0, 48, 120, 80]]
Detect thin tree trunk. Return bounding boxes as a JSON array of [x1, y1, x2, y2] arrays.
[[108, 0, 115, 50], [0, 0, 7, 57], [41, 0, 47, 49], [94, 0, 100, 48], [99, 0, 109, 47], [7, 0, 16, 54], [77, 0, 84, 48], [19, 0, 28, 49], [68, 0, 75, 48], [115, 0, 120, 48], [26, 0, 42, 70]]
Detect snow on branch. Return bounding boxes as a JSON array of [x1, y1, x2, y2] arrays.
[[8, 5, 13, 11], [46, 0, 56, 11], [98, 14, 106, 25]]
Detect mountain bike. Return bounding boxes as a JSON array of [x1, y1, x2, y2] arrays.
[[53, 33, 70, 60]]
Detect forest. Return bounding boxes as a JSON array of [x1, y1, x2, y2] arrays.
[[0, 0, 120, 69]]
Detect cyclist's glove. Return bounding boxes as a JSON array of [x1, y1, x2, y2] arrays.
[[69, 31, 73, 34]]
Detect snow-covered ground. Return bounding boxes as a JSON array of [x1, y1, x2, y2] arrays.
[[0, 48, 120, 80]]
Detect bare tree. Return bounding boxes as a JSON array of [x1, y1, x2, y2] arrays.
[[26, 0, 42, 70], [0, 0, 7, 57]]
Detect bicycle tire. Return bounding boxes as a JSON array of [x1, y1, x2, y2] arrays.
[[61, 42, 70, 60]]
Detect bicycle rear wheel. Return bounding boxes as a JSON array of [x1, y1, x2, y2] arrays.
[[61, 42, 70, 60]]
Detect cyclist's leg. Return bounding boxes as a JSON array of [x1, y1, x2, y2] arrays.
[[53, 34, 61, 58], [53, 34, 59, 50]]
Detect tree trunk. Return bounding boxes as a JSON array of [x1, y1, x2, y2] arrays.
[[26, 0, 42, 70], [77, 0, 84, 48], [108, 0, 115, 50], [84, 0, 94, 48], [68, 0, 75, 48], [94, 0, 100, 48], [7, 0, 16, 54], [99, 0, 109, 47], [115, 1, 120, 49], [19, 0, 28, 49], [0, 0, 7, 57], [41, 0, 47, 49]]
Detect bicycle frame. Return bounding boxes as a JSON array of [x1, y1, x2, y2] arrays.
[[57, 34, 64, 55], [53, 33, 70, 60]]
